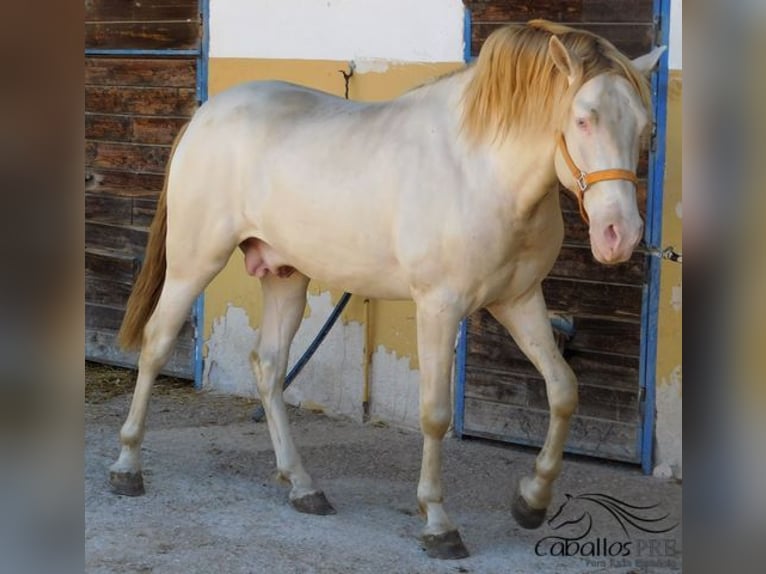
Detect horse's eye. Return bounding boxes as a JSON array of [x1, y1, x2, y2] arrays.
[[576, 118, 588, 130]]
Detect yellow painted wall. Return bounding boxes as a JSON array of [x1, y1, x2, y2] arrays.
[[657, 70, 683, 381], [652, 69, 683, 477], [204, 58, 463, 367]]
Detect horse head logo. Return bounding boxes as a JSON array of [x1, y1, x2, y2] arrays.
[[547, 492, 679, 538]]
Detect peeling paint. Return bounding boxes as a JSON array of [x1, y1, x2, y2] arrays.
[[653, 365, 682, 480], [203, 305, 258, 397], [671, 284, 682, 312], [283, 292, 365, 422], [203, 293, 365, 422], [353, 58, 391, 74], [369, 345, 421, 430]]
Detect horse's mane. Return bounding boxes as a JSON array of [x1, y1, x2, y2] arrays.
[[462, 19, 653, 143]]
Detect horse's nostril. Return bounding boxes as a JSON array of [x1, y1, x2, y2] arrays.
[[604, 224, 620, 248]]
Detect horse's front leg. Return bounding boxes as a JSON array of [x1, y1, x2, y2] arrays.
[[415, 295, 469, 559], [488, 285, 578, 529]]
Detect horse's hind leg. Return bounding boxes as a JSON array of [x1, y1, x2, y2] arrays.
[[110, 254, 232, 495], [488, 285, 578, 529], [252, 272, 335, 515]]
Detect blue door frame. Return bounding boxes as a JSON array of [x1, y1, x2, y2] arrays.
[[86, 0, 210, 388], [192, 0, 211, 389], [453, 1, 672, 475]]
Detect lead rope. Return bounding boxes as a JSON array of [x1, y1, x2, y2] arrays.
[[648, 245, 682, 264], [252, 65, 356, 422]]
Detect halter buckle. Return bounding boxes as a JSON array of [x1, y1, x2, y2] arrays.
[[576, 172, 588, 192]]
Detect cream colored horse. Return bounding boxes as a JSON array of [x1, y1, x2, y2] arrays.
[[110, 20, 665, 559]]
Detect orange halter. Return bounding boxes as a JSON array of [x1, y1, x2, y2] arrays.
[[556, 132, 638, 224]]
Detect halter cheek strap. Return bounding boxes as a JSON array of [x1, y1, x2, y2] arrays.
[[556, 132, 638, 224]]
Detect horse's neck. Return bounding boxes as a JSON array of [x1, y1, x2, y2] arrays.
[[401, 69, 561, 220], [487, 132, 559, 218]]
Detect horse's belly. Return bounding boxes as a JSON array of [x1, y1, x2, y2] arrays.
[[239, 236, 411, 298]]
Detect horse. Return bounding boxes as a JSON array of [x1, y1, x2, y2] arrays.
[[108, 19, 665, 559]]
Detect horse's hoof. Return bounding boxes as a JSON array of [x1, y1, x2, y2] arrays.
[[422, 530, 470, 560], [290, 491, 336, 515], [109, 470, 145, 496], [511, 490, 546, 529]]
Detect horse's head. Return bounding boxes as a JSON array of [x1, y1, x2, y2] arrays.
[[549, 34, 665, 264]]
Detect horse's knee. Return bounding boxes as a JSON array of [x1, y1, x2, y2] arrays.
[[548, 364, 578, 418], [138, 328, 175, 371], [420, 402, 451, 438]]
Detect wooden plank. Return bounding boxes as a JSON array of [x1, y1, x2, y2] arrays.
[[86, 85, 197, 116], [465, 1, 652, 23], [85, 328, 194, 379], [86, 141, 171, 175], [465, 366, 639, 422], [86, 169, 165, 196], [86, 276, 133, 308], [86, 303, 194, 340], [85, 247, 139, 285], [131, 117, 188, 145], [85, 221, 148, 256], [86, 302, 129, 332], [132, 197, 159, 227], [466, 311, 643, 366], [466, 310, 640, 389], [462, 398, 639, 462], [85, 113, 131, 142], [566, 317, 641, 356], [467, 1, 582, 22], [85, 192, 134, 225], [465, 348, 640, 391], [85, 0, 199, 23], [85, 57, 196, 88], [568, 350, 639, 389], [552, 245, 646, 285], [471, 23, 655, 58], [542, 278, 643, 319], [85, 21, 199, 51]]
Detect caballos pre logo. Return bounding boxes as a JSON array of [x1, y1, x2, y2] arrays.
[[534, 492, 679, 562]]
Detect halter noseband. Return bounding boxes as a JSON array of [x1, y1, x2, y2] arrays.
[[556, 132, 638, 224]]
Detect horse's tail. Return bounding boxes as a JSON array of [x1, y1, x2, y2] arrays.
[[118, 122, 189, 351]]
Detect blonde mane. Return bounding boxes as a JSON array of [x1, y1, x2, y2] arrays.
[[462, 19, 653, 143]]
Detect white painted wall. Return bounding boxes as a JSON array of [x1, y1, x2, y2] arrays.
[[204, 293, 367, 422], [669, 0, 682, 69], [210, 0, 466, 62]]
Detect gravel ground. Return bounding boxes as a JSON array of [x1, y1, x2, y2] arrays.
[[85, 363, 682, 573]]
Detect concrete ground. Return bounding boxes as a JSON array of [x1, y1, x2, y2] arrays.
[[85, 364, 682, 573]]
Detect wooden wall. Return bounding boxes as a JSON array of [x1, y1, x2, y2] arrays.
[[85, 0, 200, 376], [461, 1, 657, 462]]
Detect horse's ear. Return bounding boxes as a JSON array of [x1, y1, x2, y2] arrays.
[[549, 36, 577, 85], [631, 45, 667, 77]]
